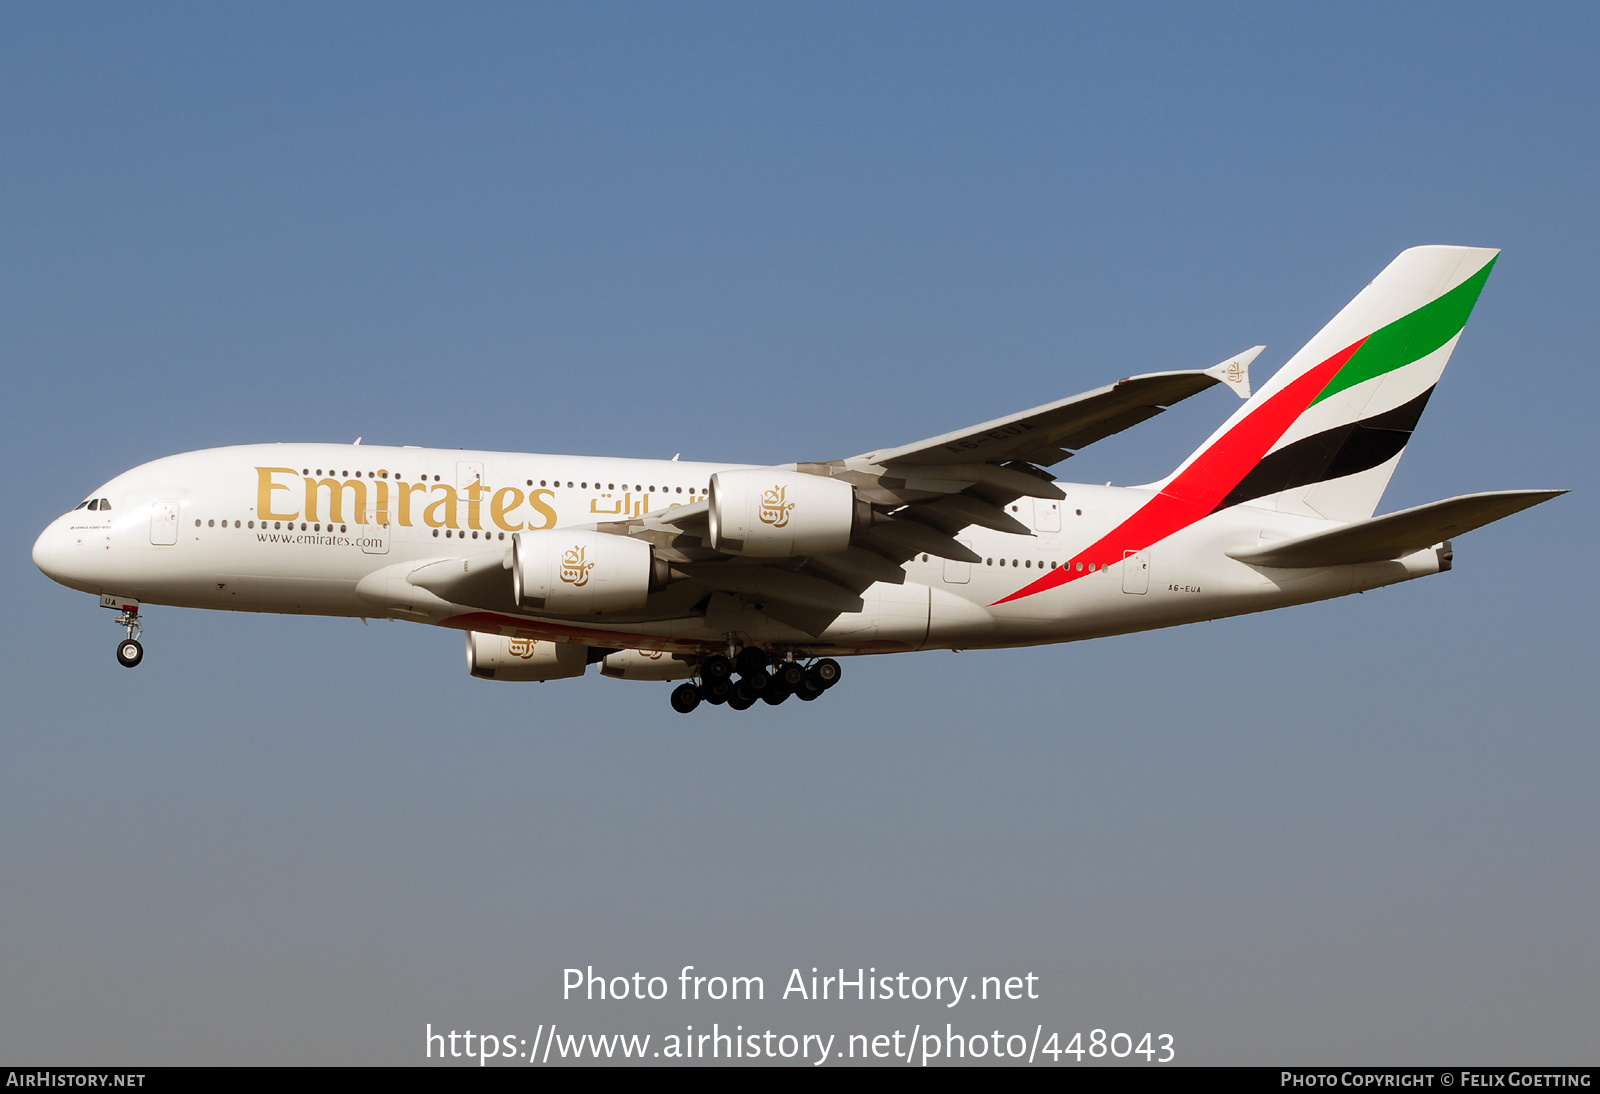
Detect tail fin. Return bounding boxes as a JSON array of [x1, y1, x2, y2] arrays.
[[1158, 245, 1498, 522]]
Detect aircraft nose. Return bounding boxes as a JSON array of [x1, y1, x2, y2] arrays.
[[33, 518, 69, 581], [33, 515, 93, 590]]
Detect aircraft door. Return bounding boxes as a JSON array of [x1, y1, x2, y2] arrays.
[[361, 509, 390, 555], [943, 541, 972, 584], [150, 502, 178, 545], [1122, 550, 1149, 594], [1034, 499, 1062, 532]]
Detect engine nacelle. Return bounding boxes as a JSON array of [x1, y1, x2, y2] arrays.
[[600, 648, 695, 681], [707, 468, 857, 557], [466, 632, 587, 681], [512, 529, 662, 614]]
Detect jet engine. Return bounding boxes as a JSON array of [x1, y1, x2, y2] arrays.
[[707, 468, 859, 556], [511, 529, 666, 614], [466, 632, 587, 681], [600, 648, 695, 681]]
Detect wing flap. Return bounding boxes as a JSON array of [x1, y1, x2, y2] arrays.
[[1228, 489, 1565, 568]]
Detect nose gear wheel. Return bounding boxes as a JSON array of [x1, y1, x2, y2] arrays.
[[113, 606, 144, 668]]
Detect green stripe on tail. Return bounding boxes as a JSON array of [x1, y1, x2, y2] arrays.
[[1311, 255, 1496, 407]]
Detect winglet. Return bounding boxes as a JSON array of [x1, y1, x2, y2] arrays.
[[1205, 346, 1263, 400]]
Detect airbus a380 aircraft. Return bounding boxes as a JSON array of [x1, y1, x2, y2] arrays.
[[34, 246, 1563, 713]]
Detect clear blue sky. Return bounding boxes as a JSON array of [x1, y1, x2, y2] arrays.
[[2, 2, 1595, 1064]]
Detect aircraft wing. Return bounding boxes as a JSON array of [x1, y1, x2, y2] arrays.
[[414, 351, 1264, 640], [857, 349, 1261, 470]]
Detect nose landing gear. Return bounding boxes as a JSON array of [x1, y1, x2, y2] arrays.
[[112, 603, 143, 668]]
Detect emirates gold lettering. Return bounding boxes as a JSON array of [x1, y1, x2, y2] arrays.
[[464, 481, 487, 530], [525, 488, 558, 530], [372, 480, 390, 526], [491, 487, 526, 531], [305, 477, 368, 524], [423, 484, 459, 529], [256, 467, 300, 522], [397, 481, 429, 527], [253, 469, 556, 532]]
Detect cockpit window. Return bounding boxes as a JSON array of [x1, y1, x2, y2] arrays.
[[73, 500, 89, 510], [87, 499, 99, 511], [99, 499, 111, 510]]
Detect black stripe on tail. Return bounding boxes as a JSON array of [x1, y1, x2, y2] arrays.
[[1211, 386, 1434, 514]]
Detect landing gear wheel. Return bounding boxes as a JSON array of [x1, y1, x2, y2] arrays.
[[735, 646, 769, 678], [671, 683, 701, 714], [703, 678, 731, 704], [727, 683, 757, 711], [116, 639, 144, 668], [797, 671, 824, 701], [776, 662, 806, 690], [814, 658, 842, 688], [701, 654, 733, 682], [760, 679, 790, 705]]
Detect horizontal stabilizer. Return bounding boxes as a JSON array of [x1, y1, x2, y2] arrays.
[[1228, 489, 1565, 568]]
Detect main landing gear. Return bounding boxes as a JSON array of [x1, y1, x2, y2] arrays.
[[114, 605, 144, 668], [669, 650, 842, 714]]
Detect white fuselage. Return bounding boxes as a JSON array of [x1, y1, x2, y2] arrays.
[[33, 443, 1444, 659]]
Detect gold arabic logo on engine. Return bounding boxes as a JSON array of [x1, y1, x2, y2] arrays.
[[758, 485, 794, 528], [508, 637, 537, 659], [559, 545, 593, 587]]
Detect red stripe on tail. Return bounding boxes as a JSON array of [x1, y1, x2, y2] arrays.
[[993, 337, 1364, 605]]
